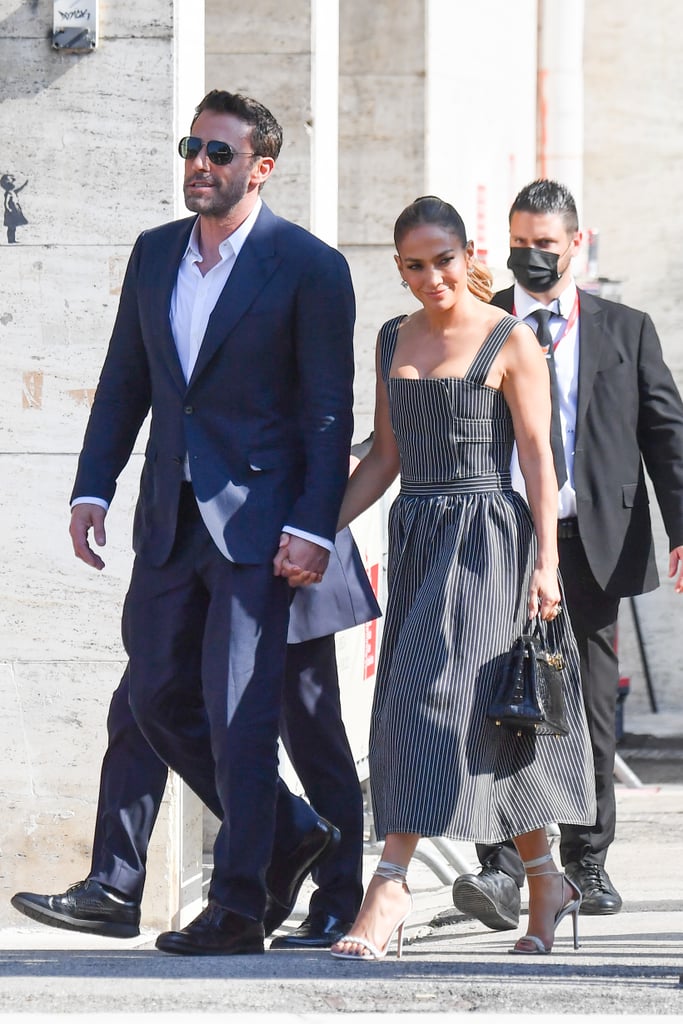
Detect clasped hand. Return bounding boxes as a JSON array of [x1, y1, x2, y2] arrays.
[[273, 532, 329, 587]]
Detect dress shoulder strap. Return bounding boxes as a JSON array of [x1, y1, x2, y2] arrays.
[[465, 315, 522, 385], [378, 315, 407, 383]]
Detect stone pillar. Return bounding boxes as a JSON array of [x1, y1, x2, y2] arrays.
[[0, 0, 204, 930], [537, 0, 585, 218], [206, 0, 317, 229], [338, 0, 428, 438]]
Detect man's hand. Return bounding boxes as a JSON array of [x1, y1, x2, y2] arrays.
[[70, 503, 107, 571], [668, 546, 683, 593], [273, 532, 330, 587]]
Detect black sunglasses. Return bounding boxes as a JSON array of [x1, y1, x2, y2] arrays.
[[178, 136, 256, 166]]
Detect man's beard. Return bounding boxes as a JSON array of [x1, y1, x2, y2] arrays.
[[183, 172, 250, 217]]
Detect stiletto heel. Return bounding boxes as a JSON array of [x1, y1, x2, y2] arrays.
[[510, 852, 582, 955], [330, 860, 413, 961], [396, 920, 405, 958]]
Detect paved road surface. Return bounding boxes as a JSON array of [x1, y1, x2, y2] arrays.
[[1, 783, 681, 1018]]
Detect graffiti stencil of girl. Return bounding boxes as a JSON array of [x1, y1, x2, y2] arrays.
[[1, 174, 29, 244]]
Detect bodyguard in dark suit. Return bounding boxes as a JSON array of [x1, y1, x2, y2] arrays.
[[62, 90, 356, 955], [11, 527, 380, 949], [453, 179, 683, 928]]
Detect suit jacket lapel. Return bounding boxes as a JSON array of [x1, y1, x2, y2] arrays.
[[491, 285, 514, 313], [154, 218, 196, 396], [575, 288, 604, 434], [188, 204, 282, 387]]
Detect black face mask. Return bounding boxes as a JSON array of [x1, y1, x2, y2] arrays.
[[507, 247, 561, 293]]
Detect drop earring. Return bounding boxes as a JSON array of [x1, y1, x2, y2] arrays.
[[401, 280, 409, 289]]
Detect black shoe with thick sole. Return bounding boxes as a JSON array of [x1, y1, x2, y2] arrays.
[[11, 879, 141, 938], [263, 817, 341, 935], [155, 902, 264, 956], [270, 911, 353, 949], [564, 861, 623, 915], [452, 866, 521, 931]]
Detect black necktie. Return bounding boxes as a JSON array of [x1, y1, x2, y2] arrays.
[[530, 308, 567, 488]]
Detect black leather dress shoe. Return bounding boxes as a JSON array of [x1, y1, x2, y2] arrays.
[[263, 817, 340, 936], [155, 901, 264, 956], [269, 912, 353, 949], [564, 861, 623, 915], [11, 879, 140, 938], [452, 866, 521, 930]]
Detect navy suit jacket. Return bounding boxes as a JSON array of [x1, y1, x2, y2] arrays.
[[493, 285, 683, 596], [72, 204, 356, 566]]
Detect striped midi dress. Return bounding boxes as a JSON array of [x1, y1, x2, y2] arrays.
[[369, 314, 596, 844]]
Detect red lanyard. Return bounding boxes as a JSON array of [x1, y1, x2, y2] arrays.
[[513, 292, 580, 352]]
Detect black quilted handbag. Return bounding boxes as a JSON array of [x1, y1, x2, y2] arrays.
[[488, 616, 569, 736]]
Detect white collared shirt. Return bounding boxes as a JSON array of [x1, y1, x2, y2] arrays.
[[170, 199, 261, 382], [510, 278, 580, 519]]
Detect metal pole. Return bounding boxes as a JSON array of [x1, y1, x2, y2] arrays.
[[614, 751, 644, 788], [629, 596, 658, 713]]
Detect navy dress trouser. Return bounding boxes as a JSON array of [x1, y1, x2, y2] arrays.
[[122, 493, 290, 917], [279, 636, 364, 921], [88, 640, 364, 921]]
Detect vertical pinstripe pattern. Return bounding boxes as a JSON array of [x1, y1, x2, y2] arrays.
[[369, 315, 596, 843]]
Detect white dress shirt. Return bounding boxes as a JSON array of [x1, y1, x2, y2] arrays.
[[510, 279, 580, 519], [170, 200, 261, 383]]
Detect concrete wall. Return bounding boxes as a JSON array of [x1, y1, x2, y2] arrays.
[[337, 0, 427, 438], [1, 0, 204, 930], [338, 0, 541, 439], [584, 0, 683, 362], [583, 0, 683, 721], [205, 0, 315, 229], [426, 0, 538, 273]]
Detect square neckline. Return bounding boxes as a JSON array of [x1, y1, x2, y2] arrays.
[[387, 313, 515, 387]]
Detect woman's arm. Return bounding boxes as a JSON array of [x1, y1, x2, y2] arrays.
[[501, 323, 561, 619], [337, 339, 400, 530]]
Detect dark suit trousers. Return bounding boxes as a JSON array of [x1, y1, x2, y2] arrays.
[[88, 666, 324, 904], [476, 534, 620, 881], [123, 488, 290, 918], [279, 637, 364, 921]]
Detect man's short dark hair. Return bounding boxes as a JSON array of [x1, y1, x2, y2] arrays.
[[509, 179, 579, 235], [192, 90, 283, 161]]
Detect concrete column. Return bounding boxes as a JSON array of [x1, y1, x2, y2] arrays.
[[205, 0, 317, 230], [537, 0, 585, 214], [338, 0, 428, 438], [310, 0, 340, 245], [1, 0, 204, 930], [424, 0, 539, 279]]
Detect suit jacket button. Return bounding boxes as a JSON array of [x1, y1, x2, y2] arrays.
[[184, 405, 194, 415]]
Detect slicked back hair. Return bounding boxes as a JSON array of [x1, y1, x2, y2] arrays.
[[192, 89, 283, 161], [509, 179, 579, 235], [394, 195, 468, 251]]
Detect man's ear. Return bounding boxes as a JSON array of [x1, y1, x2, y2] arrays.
[[570, 230, 583, 256], [251, 156, 275, 189]]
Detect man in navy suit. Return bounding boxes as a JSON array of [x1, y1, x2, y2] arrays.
[[60, 90, 356, 955], [453, 179, 683, 929], [11, 527, 380, 949]]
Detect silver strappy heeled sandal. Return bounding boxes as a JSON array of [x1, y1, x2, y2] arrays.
[[510, 852, 582, 955], [330, 860, 413, 961]]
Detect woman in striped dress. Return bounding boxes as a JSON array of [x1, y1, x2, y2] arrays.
[[330, 197, 595, 960]]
